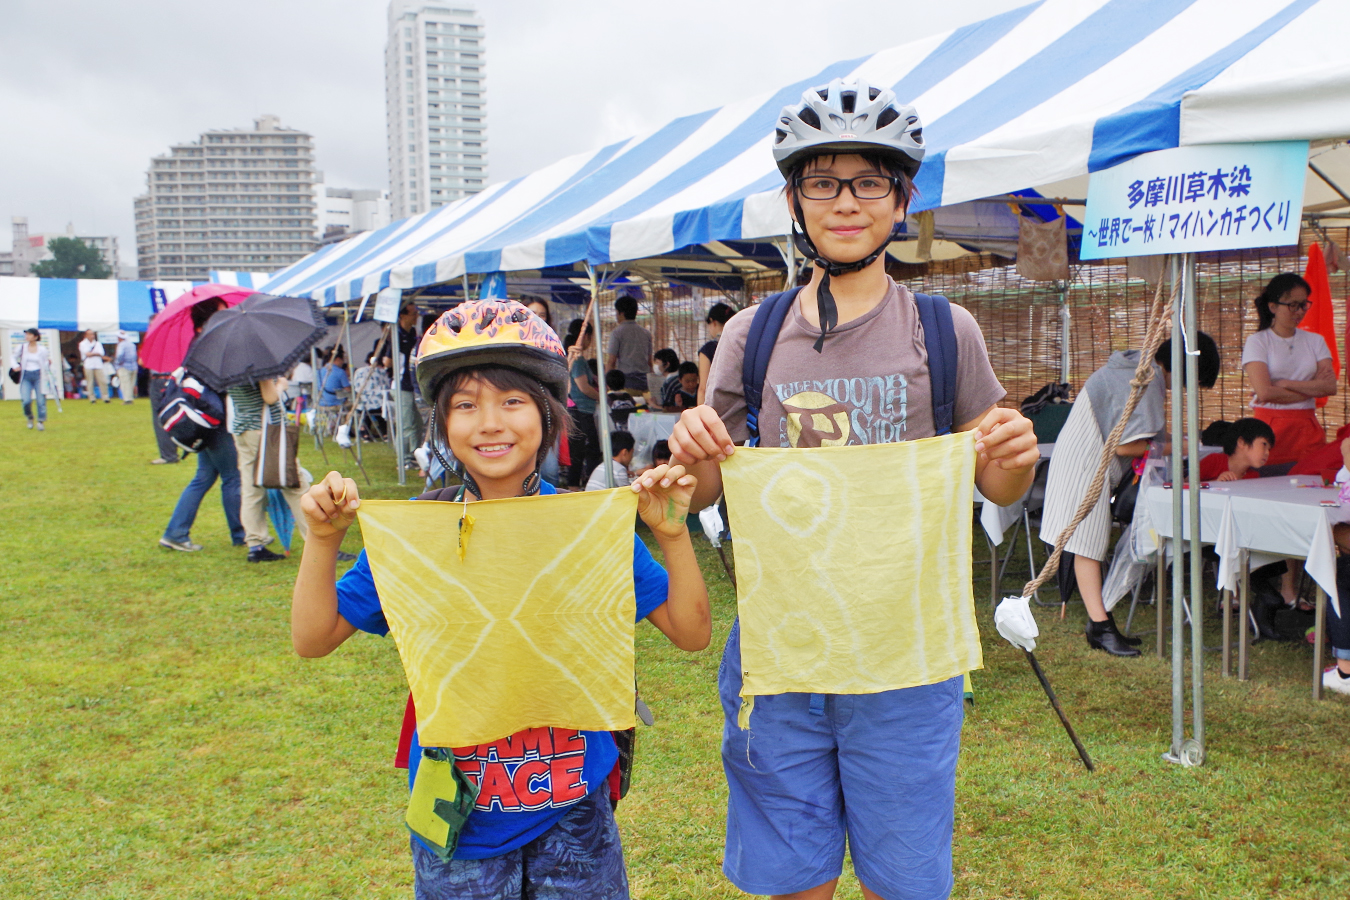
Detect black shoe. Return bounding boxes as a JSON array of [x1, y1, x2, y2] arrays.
[[247, 546, 286, 563], [1105, 612, 1142, 646], [1087, 618, 1142, 656]]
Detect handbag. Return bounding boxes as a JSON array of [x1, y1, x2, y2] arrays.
[[255, 408, 300, 489], [9, 346, 24, 384]]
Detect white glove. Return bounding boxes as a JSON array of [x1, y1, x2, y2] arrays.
[[995, 595, 1039, 652], [698, 505, 725, 548]]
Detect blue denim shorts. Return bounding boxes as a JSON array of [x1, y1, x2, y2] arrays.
[[411, 787, 628, 899], [720, 621, 965, 899]]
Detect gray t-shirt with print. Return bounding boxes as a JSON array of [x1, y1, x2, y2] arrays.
[[705, 279, 1005, 448]]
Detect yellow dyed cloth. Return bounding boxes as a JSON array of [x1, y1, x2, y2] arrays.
[[721, 433, 982, 727], [358, 488, 639, 748]]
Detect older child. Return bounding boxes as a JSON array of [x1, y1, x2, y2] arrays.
[[672, 78, 1036, 900], [292, 300, 709, 899]]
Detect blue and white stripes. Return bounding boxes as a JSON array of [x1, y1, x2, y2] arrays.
[[207, 271, 274, 290], [0, 276, 197, 333], [261, 0, 1344, 306]]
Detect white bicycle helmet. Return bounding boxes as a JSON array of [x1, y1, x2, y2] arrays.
[[773, 78, 924, 179], [772, 78, 926, 352]]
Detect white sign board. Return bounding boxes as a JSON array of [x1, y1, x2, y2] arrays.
[[373, 287, 402, 324], [1081, 141, 1308, 259]]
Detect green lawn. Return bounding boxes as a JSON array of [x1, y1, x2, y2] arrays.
[[1, 401, 1346, 899]]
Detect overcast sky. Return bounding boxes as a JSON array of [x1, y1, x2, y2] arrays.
[[0, 0, 1027, 266]]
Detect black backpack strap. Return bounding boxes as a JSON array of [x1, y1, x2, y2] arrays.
[[740, 287, 803, 447], [913, 292, 959, 436]]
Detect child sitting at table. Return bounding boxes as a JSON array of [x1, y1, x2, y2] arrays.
[[1199, 418, 1276, 482]]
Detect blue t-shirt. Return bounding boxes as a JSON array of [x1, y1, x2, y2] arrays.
[[335, 481, 670, 860], [318, 365, 350, 407]]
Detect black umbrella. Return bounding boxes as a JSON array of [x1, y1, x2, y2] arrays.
[[183, 293, 327, 392]]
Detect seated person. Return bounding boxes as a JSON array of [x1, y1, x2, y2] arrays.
[[673, 361, 699, 411], [585, 430, 635, 490], [652, 439, 671, 468], [604, 370, 637, 430], [1290, 421, 1350, 484], [655, 348, 681, 410], [1198, 418, 1275, 482]]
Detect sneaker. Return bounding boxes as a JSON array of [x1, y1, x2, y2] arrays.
[[1323, 666, 1350, 696], [26, 419, 33, 429], [36, 422, 44, 431], [150, 457, 178, 465], [336, 551, 359, 562], [247, 546, 286, 563], [159, 537, 203, 552]]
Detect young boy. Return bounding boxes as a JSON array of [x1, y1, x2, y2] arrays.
[[670, 78, 1036, 900], [673, 362, 699, 411], [587, 430, 635, 491], [604, 370, 637, 430], [1199, 417, 1276, 481]]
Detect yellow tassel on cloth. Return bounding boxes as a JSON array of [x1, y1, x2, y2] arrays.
[[358, 488, 640, 747], [722, 433, 983, 730]]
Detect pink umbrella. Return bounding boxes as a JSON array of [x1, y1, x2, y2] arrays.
[[139, 284, 256, 372]]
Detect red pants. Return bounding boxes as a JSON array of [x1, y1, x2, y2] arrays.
[[1254, 407, 1325, 466]]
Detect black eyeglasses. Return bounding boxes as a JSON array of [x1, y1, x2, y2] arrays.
[[1276, 300, 1311, 312], [794, 174, 899, 201]]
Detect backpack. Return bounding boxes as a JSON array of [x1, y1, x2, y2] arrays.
[[157, 369, 226, 453], [741, 286, 960, 446]]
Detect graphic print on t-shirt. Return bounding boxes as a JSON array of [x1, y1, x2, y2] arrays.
[[455, 727, 591, 813], [776, 373, 909, 447]]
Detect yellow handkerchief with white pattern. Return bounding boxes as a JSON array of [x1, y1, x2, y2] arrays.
[[358, 488, 639, 748], [721, 433, 982, 728]]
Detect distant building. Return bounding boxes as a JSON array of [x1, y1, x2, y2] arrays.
[[134, 115, 319, 282], [314, 181, 392, 245], [4, 217, 120, 278], [386, 1, 488, 219]]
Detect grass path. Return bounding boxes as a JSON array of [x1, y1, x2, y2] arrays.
[[1, 401, 1346, 898]]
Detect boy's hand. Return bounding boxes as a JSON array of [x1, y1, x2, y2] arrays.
[[669, 405, 735, 465], [1215, 471, 1238, 482], [974, 407, 1038, 472], [632, 464, 697, 539], [302, 471, 361, 539]]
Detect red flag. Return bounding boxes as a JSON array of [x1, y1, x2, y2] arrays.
[[1301, 243, 1339, 407]]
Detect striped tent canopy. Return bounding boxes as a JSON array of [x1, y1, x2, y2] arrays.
[[0, 276, 197, 333], [263, 0, 1350, 306], [208, 271, 275, 290]]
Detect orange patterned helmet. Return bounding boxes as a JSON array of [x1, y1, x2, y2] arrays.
[[415, 299, 567, 402]]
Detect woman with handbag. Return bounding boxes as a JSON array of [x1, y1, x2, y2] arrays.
[[229, 377, 311, 563], [11, 328, 50, 430]]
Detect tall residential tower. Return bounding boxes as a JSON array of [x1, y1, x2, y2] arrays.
[[133, 115, 318, 281], [385, 2, 487, 219]]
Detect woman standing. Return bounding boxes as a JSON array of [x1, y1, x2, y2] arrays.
[[12, 328, 50, 430], [1242, 273, 1336, 466], [696, 303, 734, 406]]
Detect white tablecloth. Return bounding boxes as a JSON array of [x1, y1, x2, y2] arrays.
[[1143, 476, 1348, 614], [977, 443, 1055, 545], [627, 411, 680, 470]]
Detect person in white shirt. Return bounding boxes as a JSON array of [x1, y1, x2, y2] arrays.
[[584, 430, 634, 490], [11, 328, 50, 429], [1241, 273, 1336, 466], [78, 329, 110, 403], [288, 359, 314, 404]]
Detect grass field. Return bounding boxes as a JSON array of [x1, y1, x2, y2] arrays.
[[2, 400, 1347, 899]]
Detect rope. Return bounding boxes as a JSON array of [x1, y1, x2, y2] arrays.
[[1021, 274, 1177, 598]]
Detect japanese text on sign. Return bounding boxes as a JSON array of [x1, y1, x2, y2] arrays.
[[1081, 141, 1308, 260]]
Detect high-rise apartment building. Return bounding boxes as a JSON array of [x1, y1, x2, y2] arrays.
[[385, 1, 488, 219], [134, 115, 318, 281]]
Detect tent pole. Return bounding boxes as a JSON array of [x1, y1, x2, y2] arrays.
[[393, 316, 407, 487], [1167, 254, 1185, 764], [1183, 252, 1205, 759], [1059, 282, 1071, 383], [588, 263, 615, 488], [342, 302, 362, 465]]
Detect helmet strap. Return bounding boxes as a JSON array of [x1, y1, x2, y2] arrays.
[[791, 194, 902, 353]]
